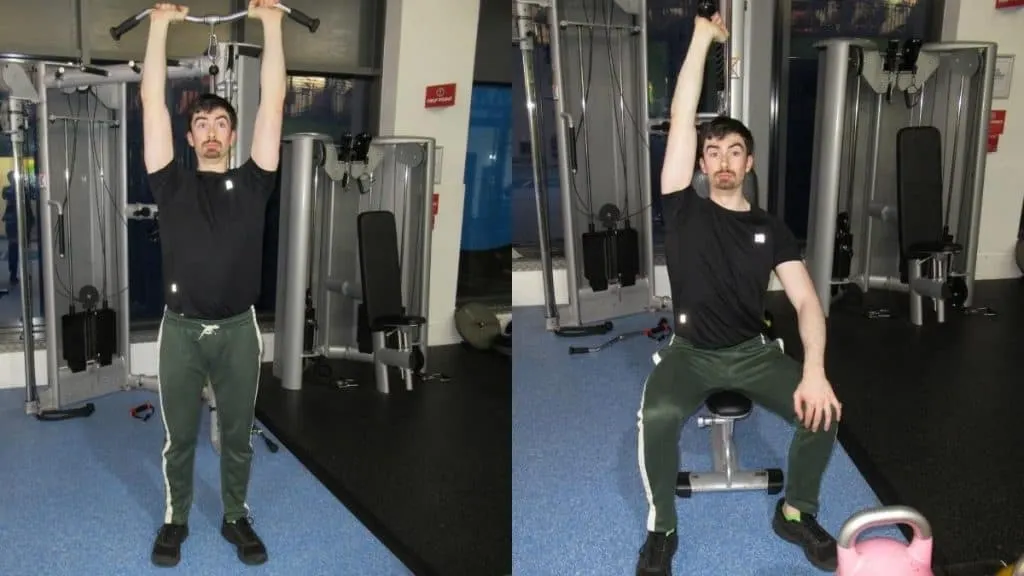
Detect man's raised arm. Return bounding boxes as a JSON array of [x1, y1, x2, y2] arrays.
[[249, 0, 286, 172], [660, 14, 729, 195], [141, 5, 185, 175]]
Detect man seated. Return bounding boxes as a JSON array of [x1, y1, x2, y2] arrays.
[[634, 12, 843, 575]]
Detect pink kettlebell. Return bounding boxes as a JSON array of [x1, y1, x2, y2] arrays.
[[836, 505, 934, 576]]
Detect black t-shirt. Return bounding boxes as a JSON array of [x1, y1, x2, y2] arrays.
[[148, 158, 278, 320], [662, 186, 801, 349]]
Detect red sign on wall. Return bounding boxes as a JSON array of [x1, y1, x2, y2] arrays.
[[990, 110, 1006, 135], [425, 83, 457, 108], [996, 0, 1024, 8], [432, 193, 439, 228], [988, 133, 1000, 153]]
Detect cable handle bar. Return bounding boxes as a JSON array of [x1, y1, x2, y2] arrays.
[[110, 4, 320, 41]]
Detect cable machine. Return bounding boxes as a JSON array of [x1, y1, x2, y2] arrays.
[[804, 38, 997, 322], [515, 0, 749, 333], [0, 5, 318, 446]]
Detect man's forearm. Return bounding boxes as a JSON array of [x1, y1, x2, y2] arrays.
[[796, 299, 827, 377], [670, 27, 715, 121], [141, 22, 170, 105], [260, 21, 287, 103]]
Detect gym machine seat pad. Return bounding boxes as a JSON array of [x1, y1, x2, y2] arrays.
[[371, 315, 426, 331], [705, 390, 752, 418], [906, 240, 962, 259]]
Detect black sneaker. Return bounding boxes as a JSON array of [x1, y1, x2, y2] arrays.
[[221, 516, 268, 565], [151, 523, 189, 567], [771, 499, 838, 572], [636, 531, 678, 576]]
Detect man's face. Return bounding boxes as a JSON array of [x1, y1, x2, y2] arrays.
[[699, 133, 753, 192], [187, 107, 236, 162]]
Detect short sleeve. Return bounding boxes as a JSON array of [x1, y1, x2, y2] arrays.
[[239, 158, 279, 203], [147, 159, 182, 206], [660, 187, 699, 231], [771, 217, 802, 266]]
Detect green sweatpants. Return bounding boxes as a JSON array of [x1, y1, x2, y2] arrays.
[[637, 333, 837, 533], [157, 306, 264, 525]]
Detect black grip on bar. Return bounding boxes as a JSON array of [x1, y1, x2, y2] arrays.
[[568, 126, 578, 173], [80, 65, 111, 77], [568, 347, 588, 355], [286, 7, 320, 33], [110, 10, 148, 41], [696, 0, 717, 19], [56, 214, 66, 258]]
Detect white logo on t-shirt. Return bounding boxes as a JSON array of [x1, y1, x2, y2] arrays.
[[753, 232, 766, 244]]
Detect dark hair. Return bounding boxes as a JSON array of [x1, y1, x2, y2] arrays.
[[699, 115, 755, 156], [186, 93, 238, 131]]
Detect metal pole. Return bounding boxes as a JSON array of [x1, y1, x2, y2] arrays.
[[718, 0, 731, 114], [279, 134, 318, 390], [858, 93, 884, 293], [548, 0, 582, 326], [419, 138, 435, 364], [727, 0, 745, 120], [637, 0, 656, 306], [6, 98, 39, 412], [806, 40, 852, 317], [963, 44, 998, 306], [31, 64, 61, 410], [516, 1, 559, 328], [116, 82, 131, 376]]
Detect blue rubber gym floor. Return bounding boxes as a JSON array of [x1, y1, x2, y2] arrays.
[[512, 306, 900, 575], [0, 387, 408, 576]]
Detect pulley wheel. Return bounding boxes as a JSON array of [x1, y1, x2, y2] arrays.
[[78, 285, 100, 309], [454, 302, 502, 351], [598, 203, 621, 229]]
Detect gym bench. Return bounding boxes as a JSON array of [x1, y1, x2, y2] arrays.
[[676, 340, 785, 498], [896, 126, 963, 326], [357, 210, 426, 394]]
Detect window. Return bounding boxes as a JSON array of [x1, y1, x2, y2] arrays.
[[458, 83, 513, 306]]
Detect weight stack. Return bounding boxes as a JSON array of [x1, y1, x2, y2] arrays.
[[614, 227, 639, 287], [582, 231, 610, 292], [93, 306, 116, 366], [582, 227, 641, 292], [61, 307, 118, 372], [62, 311, 89, 373]]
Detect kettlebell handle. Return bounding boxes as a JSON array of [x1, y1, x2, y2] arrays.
[[836, 505, 933, 549]]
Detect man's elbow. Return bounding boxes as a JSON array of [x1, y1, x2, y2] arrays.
[[794, 293, 823, 318]]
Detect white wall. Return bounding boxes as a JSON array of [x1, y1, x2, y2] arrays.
[[378, 0, 481, 345], [944, 1, 1023, 280]]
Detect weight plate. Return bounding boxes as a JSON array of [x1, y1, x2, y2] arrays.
[[454, 302, 502, 350]]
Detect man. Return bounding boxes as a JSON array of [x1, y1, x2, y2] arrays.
[[635, 12, 843, 575], [140, 0, 286, 568]]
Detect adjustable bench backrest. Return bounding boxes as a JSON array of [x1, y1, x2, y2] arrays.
[[357, 210, 405, 328], [896, 126, 946, 258]]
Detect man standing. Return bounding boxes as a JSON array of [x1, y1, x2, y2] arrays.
[[634, 12, 844, 575], [139, 0, 286, 567]]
